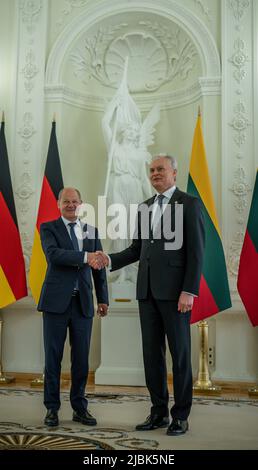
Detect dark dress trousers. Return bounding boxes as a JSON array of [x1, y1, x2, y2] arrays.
[[38, 218, 108, 412], [110, 188, 205, 420]]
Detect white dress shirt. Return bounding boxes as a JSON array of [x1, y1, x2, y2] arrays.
[[151, 185, 176, 227], [62, 216, 88, 263]]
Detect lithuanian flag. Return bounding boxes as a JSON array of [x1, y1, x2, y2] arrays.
[[187, 112, 231, 323], [237, 170, 258, 326], [29, 120, 63, 304], [0, 116, 27, 307]]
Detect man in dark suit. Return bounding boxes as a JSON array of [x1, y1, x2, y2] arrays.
[[38, 187, 108, 427], [97, 154, 205, 435]]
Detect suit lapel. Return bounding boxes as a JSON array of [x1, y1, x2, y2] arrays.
[[55, 217, 74, 249], [146, 196, 156, 237], [81, 222, 95, 251], [168, 187, 182, 205]]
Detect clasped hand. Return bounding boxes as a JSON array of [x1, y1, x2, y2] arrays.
[[88, 251, 109, 270]]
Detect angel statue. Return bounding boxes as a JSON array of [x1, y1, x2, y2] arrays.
[[102, 58, 160, 285]]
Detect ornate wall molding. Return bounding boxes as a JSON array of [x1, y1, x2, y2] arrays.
[[193, 0, 212, 22], [21, 50, 39, 95], [56, 0, 89, 30], [18, 112, 37, 153], [228, 0, 250, 21], [221, 0, 254, 305], [46, 0, 220, 88], [70, 22, 198, 92], [20, 0, 43, 34], [229, 166, 251, 214], [45, 78, 221, 112], [229, 38, 248, 83], [11, 0, 48, 275], [228, 231, 245, 277], [229, 100, 251, 147]]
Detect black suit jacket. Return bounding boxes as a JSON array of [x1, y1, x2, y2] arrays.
[[38, 218, 108, 317], [110, 188, 205, 301]]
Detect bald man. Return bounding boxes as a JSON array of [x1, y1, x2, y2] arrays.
[[38, 187, 108, 427]]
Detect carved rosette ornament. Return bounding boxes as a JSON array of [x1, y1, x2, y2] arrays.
[[229, 166, 251, 214], [18, 113, 36, 153], [229, 101, 251, 147], [229, 38, 248, 83], [21, 50, 39, 93]]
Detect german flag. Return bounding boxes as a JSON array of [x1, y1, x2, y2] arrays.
[[0, 116, 27, 307], [237, 170, 258, 326], [29, 120, 63, 304], [187, 112, 231, 323]]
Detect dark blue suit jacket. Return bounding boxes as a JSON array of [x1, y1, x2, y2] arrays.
[[37, 218, 108, 317]]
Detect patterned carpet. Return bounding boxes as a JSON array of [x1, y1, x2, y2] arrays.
[[0, 389, 257, 450]]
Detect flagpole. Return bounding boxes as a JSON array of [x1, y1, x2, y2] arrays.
[[193, 320, 221, 395], [0, 315, 15, 384]]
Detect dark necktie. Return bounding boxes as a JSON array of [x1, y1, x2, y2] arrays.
[[152, 194, 165, 231], [68, 222, 80, 292], [68, 222, 79, 251]]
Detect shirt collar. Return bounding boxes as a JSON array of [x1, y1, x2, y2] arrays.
[[155, 185, 176, 201], [61, 216, 80, 227]]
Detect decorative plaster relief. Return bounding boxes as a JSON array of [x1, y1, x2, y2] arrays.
[[71, 23, 128, 88], [20, 0, 42, 33], [21, 50, 39, 93], [228, 0, 250, 21], [18, 113, 36, 153], [20, 231, 32, 271], [193, 0, 212, 22], [228, 165, 251, 279], [229, 101, 251, 147], [228, 230, 245, 277], [230, 166, 251, 213], [56, 0, 89, 29], [139, 21, 197, 88], [229, 38, 248, 83], [71, 21, 197, 92], [15, 173, 34, 201]]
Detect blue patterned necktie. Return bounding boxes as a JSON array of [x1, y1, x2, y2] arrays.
[[157, 194, 165, 207], [68, 222, 79, 251]]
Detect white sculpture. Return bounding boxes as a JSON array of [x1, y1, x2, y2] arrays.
[[102, 58, 160, 285]]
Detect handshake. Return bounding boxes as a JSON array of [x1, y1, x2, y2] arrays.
[[88, 251, 109, 270]]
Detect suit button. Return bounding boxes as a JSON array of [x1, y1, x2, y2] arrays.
[[151, 240, 154, 244]]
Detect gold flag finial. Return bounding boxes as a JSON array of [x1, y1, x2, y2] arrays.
[[198, 106, 201, 117], [53, 113, 56, 122], [2, 111, 5, 122]]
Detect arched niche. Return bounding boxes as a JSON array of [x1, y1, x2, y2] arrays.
[[45, 0, 221, 110]]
